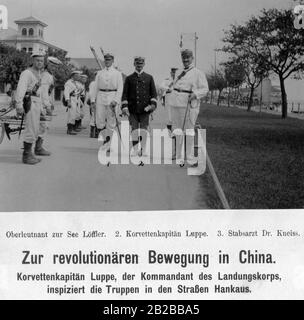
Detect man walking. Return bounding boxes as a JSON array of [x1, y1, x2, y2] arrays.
[[64, 70, 82, 135], [15, 50, 50, 164], [170, 49, 209, 167], [121, 56, 158, 156], [91, 53, 123, 151]]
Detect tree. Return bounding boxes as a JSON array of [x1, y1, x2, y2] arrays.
[[0, 43, 31, 90], [206, 69, 227, 106], [222, 60, 246, 107], [223, 9, 304, 118], [251, 9, 304, 118], [222, 22, 268, 111]]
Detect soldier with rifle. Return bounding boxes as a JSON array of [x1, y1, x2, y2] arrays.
[[64, 70, 82, 135], [34, 56, 62, 156], [15, 50, 52, 165]]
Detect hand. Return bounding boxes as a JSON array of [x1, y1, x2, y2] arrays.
[[16, 107, 24, 117], [122, 107, 130, 117], [189, 93, 197, 102], [110, 101, 117, 109], [144, 105, 155, 113]]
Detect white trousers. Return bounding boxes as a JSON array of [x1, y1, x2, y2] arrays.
[[95, 103, 116, 131], [90, 109, 96, 127], [67, 98, 78, 125], [24, 98, 43, 144], [171, 106, 200, 164]]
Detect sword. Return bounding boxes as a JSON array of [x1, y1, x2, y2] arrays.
[[113, 107, 125, 149], [18, 112, 24, 138], [90, 46, 104, 70]]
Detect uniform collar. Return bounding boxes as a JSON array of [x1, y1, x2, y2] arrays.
[[105, 65, 114, 71], [183, 63, 194, 71], [135, 70, 144, 75]]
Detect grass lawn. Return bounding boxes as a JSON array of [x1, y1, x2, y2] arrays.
[[197, 103, 304, 209]]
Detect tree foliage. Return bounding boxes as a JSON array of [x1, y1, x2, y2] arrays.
[[0, 43, 31, 89], [222, 8, 304, 118]]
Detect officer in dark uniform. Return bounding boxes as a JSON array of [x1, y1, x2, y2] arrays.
[[121, 56, 157, 156]]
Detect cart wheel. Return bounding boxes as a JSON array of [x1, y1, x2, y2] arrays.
[[0, 123, 5, 144]]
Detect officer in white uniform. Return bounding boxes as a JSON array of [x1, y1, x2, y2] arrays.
[[15, 50, 49, 164], [64, 70, 82, 135], [91, 53, 123, 150], [170, 49, 209, 166]]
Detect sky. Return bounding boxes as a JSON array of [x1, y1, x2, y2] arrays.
[[1, 0, 302, 98]]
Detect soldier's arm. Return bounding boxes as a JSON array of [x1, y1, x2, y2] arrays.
[[149, 76, 158, 109], [121, 76, 130, 110], [64, 81, 72, 101], [192, 70, 209, 100], [15, 71, 29, 111], [90, 74, 99, 104], [114, 72, 124, 105]]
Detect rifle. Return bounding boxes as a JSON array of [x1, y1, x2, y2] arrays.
[[90, 46, 104, 70]]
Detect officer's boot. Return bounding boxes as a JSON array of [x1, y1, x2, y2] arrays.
[[74, 120, 81, 132], [95, 128, 102, 139], [67, 123, 77, 135], [22, 142, 41, 165], [79, 119, 86, 130], [90, 126, 96, 138], [94, 126, 99, 138], [35, 137, 51, 156], [172, 136, 177, 160]]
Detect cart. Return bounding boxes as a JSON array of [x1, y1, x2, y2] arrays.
[[0, 105, 25, 144]]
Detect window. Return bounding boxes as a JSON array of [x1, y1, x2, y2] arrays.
[[22, 28, 27, 36], [22, 47, 27, 52], [29, 28, 34, 36], [28, 48, 33, 53]]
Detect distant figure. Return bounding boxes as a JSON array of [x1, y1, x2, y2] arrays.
[[121, 56, 158, 156], [64, 70, 82, 135]]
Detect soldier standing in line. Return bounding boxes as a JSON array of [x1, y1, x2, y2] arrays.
[[15, 50, 50, 164], [91, 53, 123, 151], [88, 72, 98, 138], [121, 56, 158, 157], [64, 70, 82, 135], [170, 49, 209, 167], [35, 56, 62, 156], [75, 74, 88, 131]]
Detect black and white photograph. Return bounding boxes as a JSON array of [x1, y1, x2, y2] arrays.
[[0, 0, 304, 302]]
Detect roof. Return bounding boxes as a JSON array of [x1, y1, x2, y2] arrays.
[[70, 58, 104, 70], [0, 27, 17, 41], [14, 16, 48, 27]]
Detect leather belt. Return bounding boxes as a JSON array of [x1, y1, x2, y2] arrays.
[[100, 89, 117, 92], [174, 88, 192, 94]]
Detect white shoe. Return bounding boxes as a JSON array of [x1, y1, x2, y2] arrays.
[[176, 158, 185, 166]]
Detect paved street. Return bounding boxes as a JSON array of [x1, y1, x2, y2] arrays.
[[0, 103, 208, 211]]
